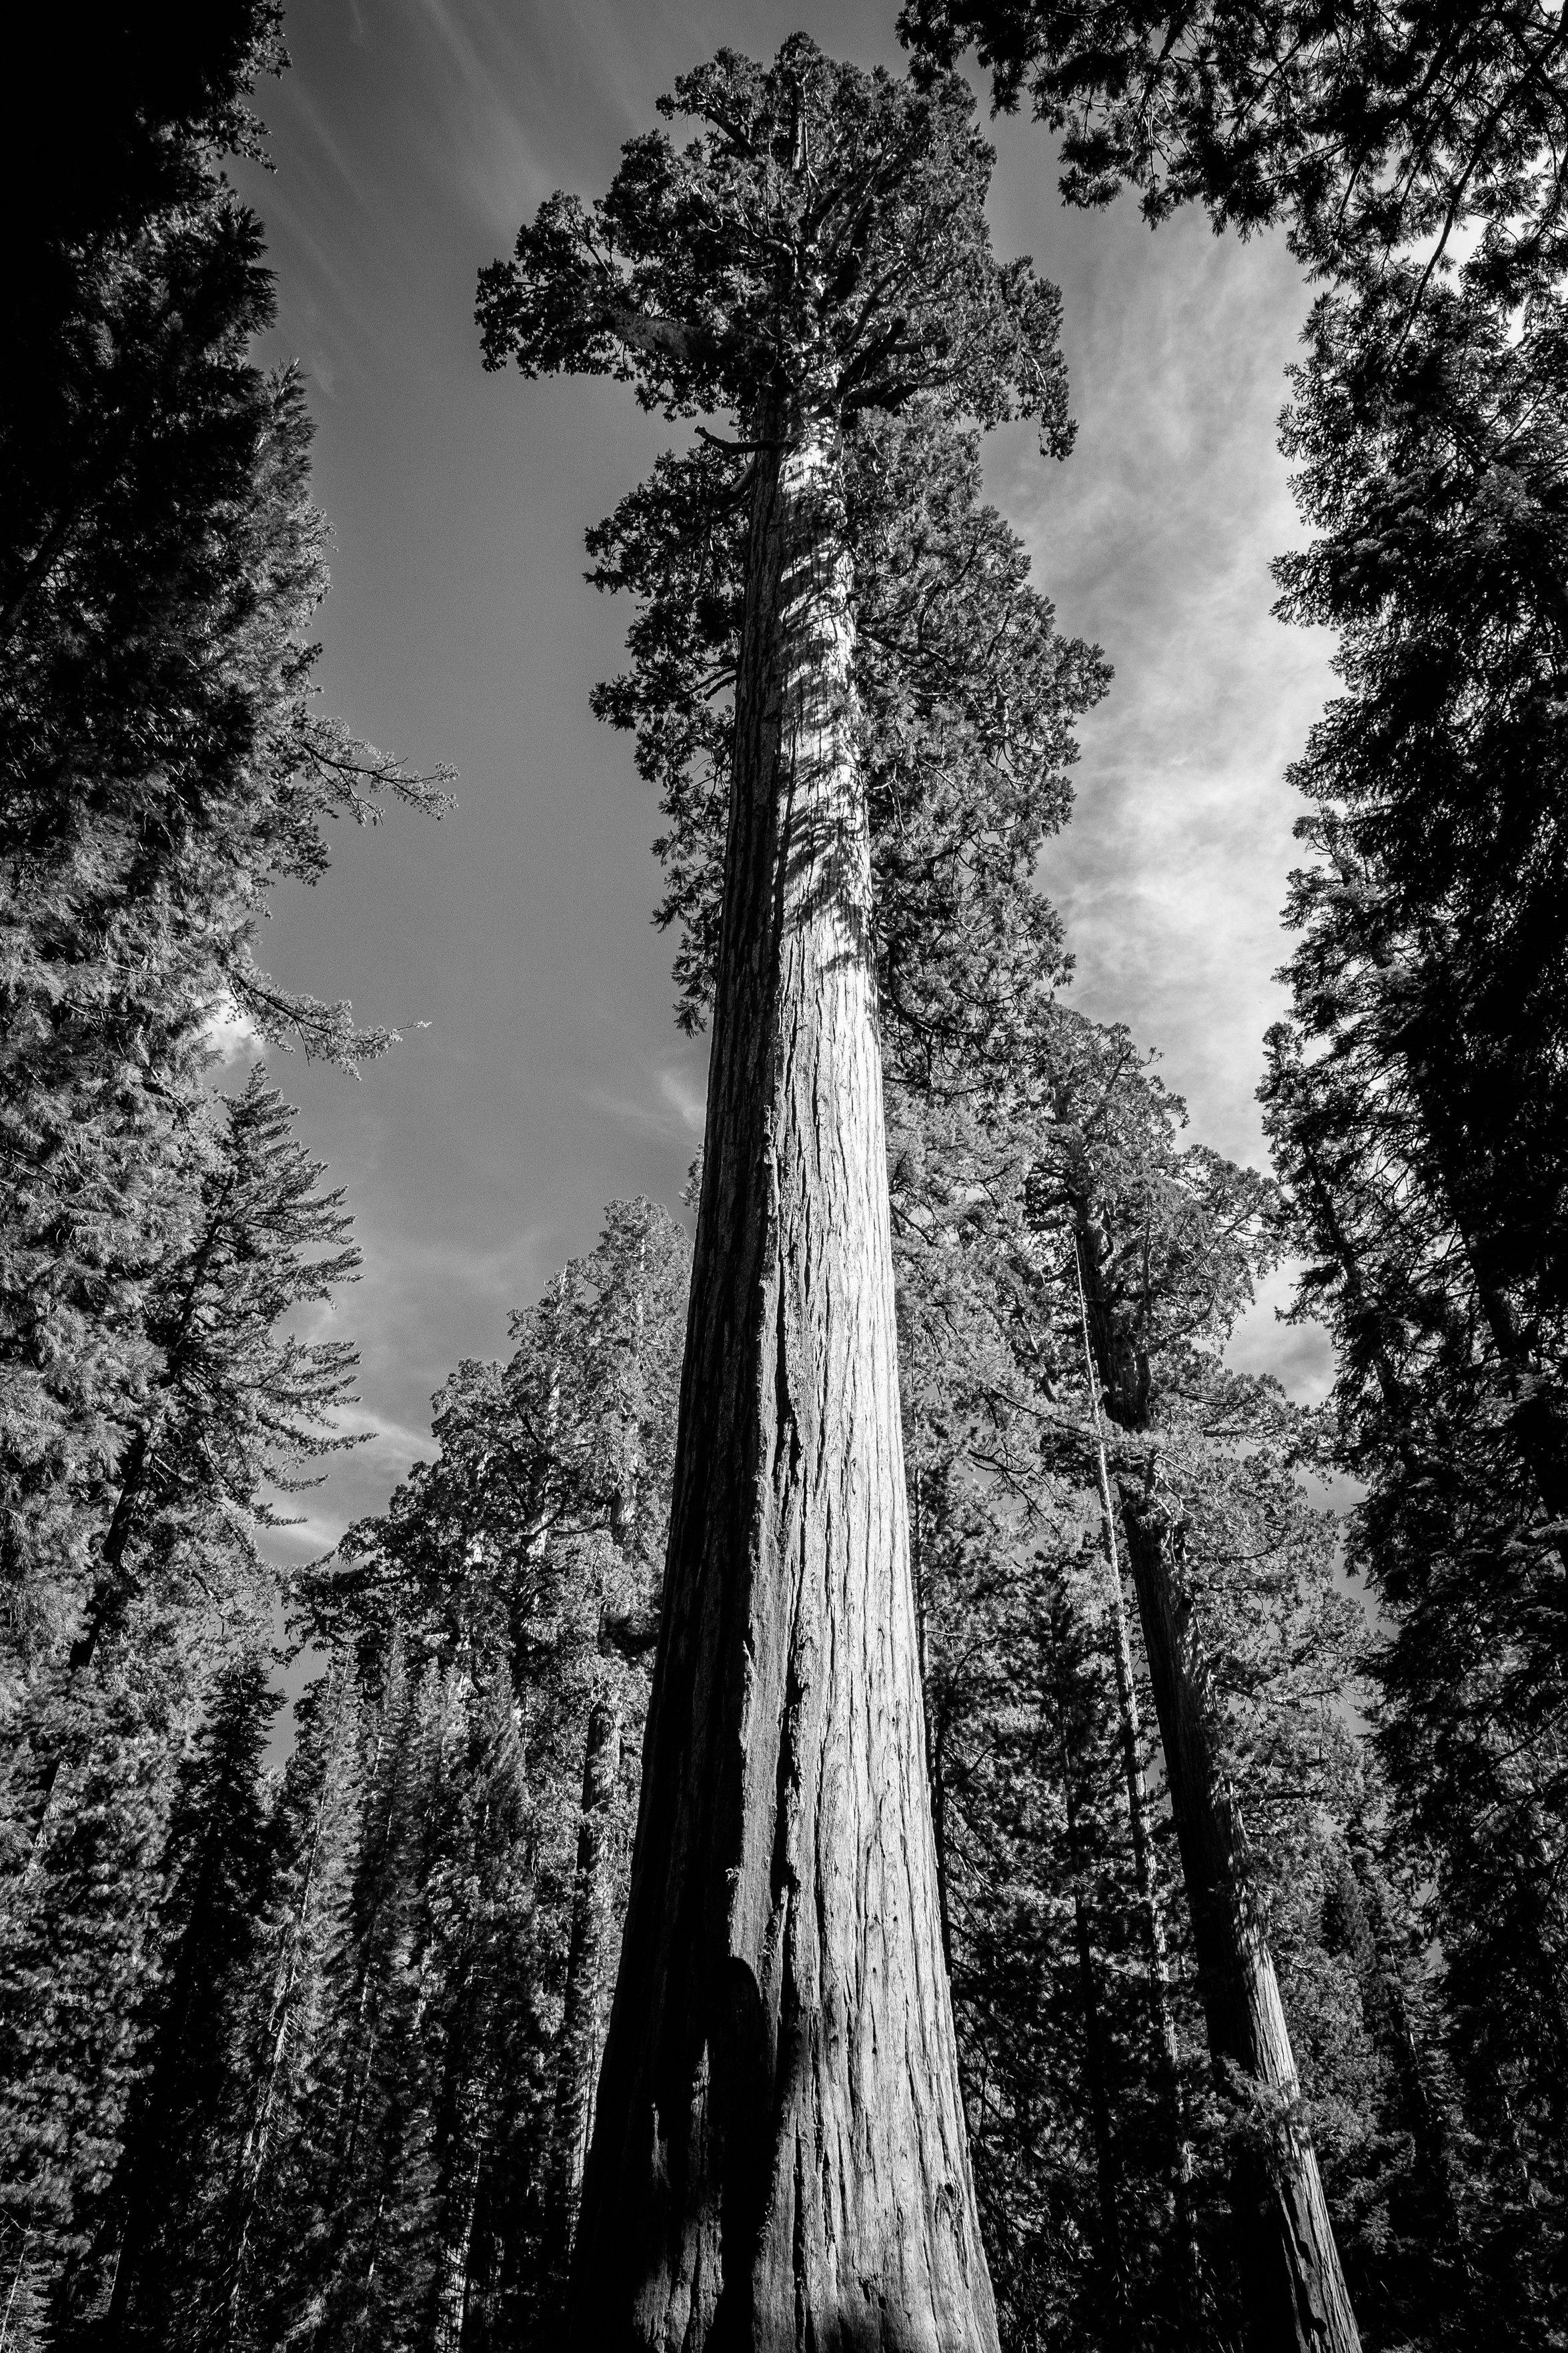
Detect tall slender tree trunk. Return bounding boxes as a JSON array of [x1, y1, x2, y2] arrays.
[[911, 1460, 954, 1981], [1045, 1588, 1125, 2336], [1118, 1490, 1359, 2353], [546, 1689, 622, 2308], [1071, 1199, 1361, 2353], [570, 423, 996, 2350], [1070, 1244, 1202, 2333], [432, 2128, 482, 2353]]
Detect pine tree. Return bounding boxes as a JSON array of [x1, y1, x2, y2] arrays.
[[3, 19, 446, 2330], [1041, 1035, 1362, 2351], [1, 0, 449, 1700], [223, 1651, 369, 2351], [894, 8, 1568, 2330], [9, 1069, 363, 1876], [0, 1073, 368, 2338]]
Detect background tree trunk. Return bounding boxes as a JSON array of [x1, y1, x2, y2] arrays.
[[546, 1689, 622, 2309], [1070, 1190, 1360, 2352], [569, 424, 997, 2351], [1118, 1493, 1361, 2353], [1072, 1241, 1197, 2312], [1046, 1590, 1126, 2336]]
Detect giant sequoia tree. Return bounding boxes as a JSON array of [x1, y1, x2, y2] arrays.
[[479, 38, 1083, 2346]]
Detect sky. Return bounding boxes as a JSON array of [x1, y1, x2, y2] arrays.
[[225, 0, 1341, 1570]]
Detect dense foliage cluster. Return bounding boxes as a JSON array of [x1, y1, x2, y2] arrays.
[[1257, 262, 1568, 2329], [902, 0, 1568, 297], [585, 403, 1107, 1067], [1, 9, 444, 2338]]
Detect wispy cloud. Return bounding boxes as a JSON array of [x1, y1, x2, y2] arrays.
[[982, 131, 1335, 1173], [588, 1053, 710, 1145]]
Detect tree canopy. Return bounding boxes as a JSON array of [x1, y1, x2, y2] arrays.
[[902, 0, 1568, 296]]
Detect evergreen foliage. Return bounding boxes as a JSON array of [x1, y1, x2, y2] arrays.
[[902, 0, 1568, 296], [897, 6, 1568, 2337], [231, 1201, 692, 2351], [1, 0, 450, 1693], [584, 405, 1106, 1062], [1259, 266, 1568, 2335], [1, 12, 444, 2340], [888, 1033, 1388, 2350], [53, 1157, 1403, 2353], [0, 1071, 371, 2340], [5, 14, 1561, 2352]]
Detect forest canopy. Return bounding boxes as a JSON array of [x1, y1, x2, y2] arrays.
[[2, 9, 1565, 2353]]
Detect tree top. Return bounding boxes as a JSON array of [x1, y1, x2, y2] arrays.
[[478, 33, 1072, 452]]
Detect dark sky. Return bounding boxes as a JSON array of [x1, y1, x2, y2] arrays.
[[226, 0, 1338, 1566]]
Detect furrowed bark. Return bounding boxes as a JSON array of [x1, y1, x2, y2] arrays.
[[1072, 1203, 1361, 2353], [569, 422, 996, 2351], [546, 1689, 622, 2310]]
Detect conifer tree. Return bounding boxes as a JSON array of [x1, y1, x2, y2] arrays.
[[223, 1652, 368, 2350], [478, 39, 1101, 2343], [93, 1654, 279, 2350], [1, 0, 448, 1709], [887, 1037, 1378, 2351], [229, 1203, 690, 2349], [3, 18, 446, 2329], [0, 1072, 367, 2338], [161, 1139, 1399, 2353], [1257, 265, 1568, 2333], [1036, 1032, 1363, 2352]]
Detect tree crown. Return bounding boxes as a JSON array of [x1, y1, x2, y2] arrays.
[[478, 34, 1072, 450]]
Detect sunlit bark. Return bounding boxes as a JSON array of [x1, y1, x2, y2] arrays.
[[570, 424, 996, 2350]]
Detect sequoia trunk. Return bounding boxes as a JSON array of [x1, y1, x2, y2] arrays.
[[569, 426, 996, 2350]]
